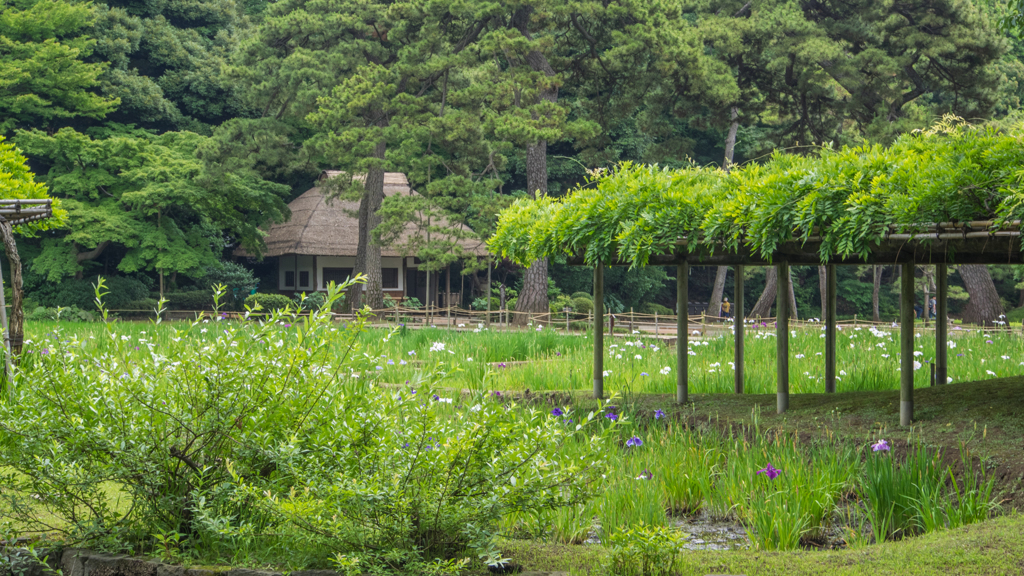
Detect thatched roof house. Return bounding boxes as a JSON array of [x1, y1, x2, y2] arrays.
[[237, 171, 488, 303]]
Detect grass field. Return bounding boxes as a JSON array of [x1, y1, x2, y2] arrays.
[[5, 316, 1023, 575], [20, 317, 1024, 395]]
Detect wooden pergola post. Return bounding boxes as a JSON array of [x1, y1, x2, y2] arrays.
[[936, 264, 948, 385], [677, 262, 689, 404], [825, 264, 837, 393], [777, 261, 790, 414], [900, 261, 915, 426], [594, 262, 604, 399], [734, 264, 744, 394]]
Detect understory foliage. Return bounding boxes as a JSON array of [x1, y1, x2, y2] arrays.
[[0, 279, 609, 572], [490, 117, 1024, 268]]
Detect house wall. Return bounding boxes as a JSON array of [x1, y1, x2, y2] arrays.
[[278, 254, 406, 296], [278, 254, 316, 292]]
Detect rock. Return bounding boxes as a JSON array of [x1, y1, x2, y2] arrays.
[[223, 569, 277, 576], [83, 553, 157, 576], [61, 549, 88, 576]]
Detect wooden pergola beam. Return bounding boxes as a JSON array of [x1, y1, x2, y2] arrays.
[[566, 237, 1024, 267]]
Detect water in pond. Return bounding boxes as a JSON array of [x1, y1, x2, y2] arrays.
[[674, 513, 750, 551]]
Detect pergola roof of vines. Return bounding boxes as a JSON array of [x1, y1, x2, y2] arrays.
[[489, 118, 1024, 267]]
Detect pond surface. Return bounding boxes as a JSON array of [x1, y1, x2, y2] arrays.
[[674, 513, 750, 550]]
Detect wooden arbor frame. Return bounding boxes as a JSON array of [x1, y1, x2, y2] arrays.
[[582, 222, 1024, 426], [0, 199, 55, 370]]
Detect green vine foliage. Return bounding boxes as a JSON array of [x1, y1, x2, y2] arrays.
[[490, 117, 1024, 268]]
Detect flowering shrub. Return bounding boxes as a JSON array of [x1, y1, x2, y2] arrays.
[[0, 279, 610, 571]]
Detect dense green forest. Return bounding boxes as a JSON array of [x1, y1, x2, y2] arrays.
[[4, 0, 1024, 322]]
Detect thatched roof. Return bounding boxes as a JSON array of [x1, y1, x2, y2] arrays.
[[237, 171, 489, 259]]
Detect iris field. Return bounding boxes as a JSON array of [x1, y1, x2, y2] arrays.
[[0, 297, 1012, 574]]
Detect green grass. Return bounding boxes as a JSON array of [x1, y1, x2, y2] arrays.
[[20, 319, 1024, 396], [498, 513, 1024, 575]]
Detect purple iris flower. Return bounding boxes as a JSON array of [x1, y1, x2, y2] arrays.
[[872, 439, 890, 452], [625, 436, 643, 447], [986, 340, 994, 344], [638, 469, 653, 480], [605, 413, 618, 422], [640, 372, 649, 376], [552, 407, 564, 417], [757, 463, 781, 480], [432, 394, 440, 401], [654, 409, 665, 420]]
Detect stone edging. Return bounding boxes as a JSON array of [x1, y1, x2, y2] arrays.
[[2, 548, 567, 576]]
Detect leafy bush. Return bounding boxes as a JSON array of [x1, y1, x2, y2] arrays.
[[570, 291, 592, 300], [606, 523, 687, 576], [244, 292, 294, 312], [550, 294, 574, 314], [572, 297, 594, 314], [640, 303, 672, 316], [25, 306, 95, 322], [472, 297, 499, 311], [199, 262, 258, 310], [164, 290, 214, 310], [32, 275, 149, 310], [0, 280, 610, 572], [293, 291, 327, 311], [124, 298, 160, 311]]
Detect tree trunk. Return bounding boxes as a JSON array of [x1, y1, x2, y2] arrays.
[[751, 266, 797, 319], [512, 132, 554, 326], [0, 221, 24, 355], [751, 267, 777, 317], [872, 265, 881, 321], [350, 139, 386, 312], [708, 107, 741, 324], [788, 268, 798, 319], [511, 12, 556, 326], [959, 265, 1004, 326], [818, 266, 827, 320], [708, 267, 728, 319], [723, 106, 739, 171]]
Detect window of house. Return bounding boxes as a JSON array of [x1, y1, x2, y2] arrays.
[[284, 270, 295, 288], [299, 270, 310, 288], [322, 267, 353, 289], [382, 268, 399, 289]]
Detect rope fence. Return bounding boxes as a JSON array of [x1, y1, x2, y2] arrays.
[[97, 304, 1017, 336]]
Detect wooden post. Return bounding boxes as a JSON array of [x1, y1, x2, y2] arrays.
[[936, 264, 948, 386], [629, 307, 634, 333], [825, 264, 837, 393], [900, 261, 915, 426], [777, 261, 790, 414], [655, 312, 659, 336], [486, 260, 492, 328], [0, 257, 11, 384], [594, 263, 604, 399], [677, 262, 689, 404], [734, 264, 744, 394]]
